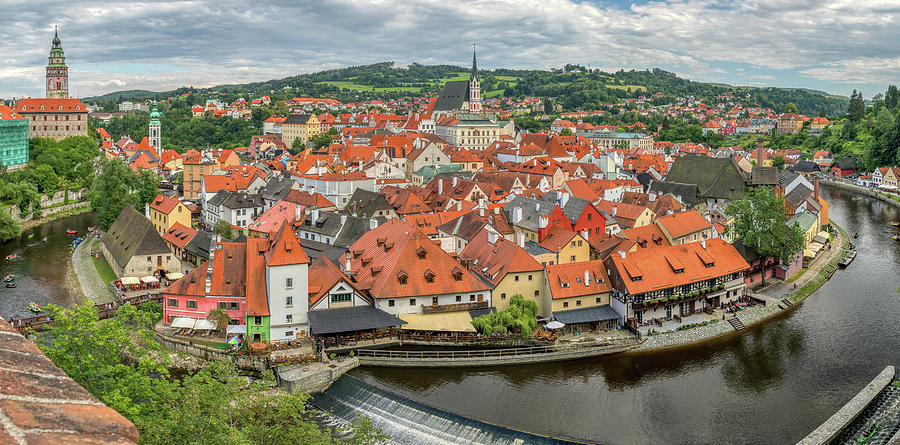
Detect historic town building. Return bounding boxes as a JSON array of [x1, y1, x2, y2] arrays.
[[46, 27, 69, 99], [149, 101, 161, 155], [13, 98, 88, 140]]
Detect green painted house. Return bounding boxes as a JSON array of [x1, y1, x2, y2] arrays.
[[0, 106, 28, 169]]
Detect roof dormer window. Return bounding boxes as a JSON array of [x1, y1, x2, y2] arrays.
[[416, 247, 427, 260], [397, 272, 408, 285]]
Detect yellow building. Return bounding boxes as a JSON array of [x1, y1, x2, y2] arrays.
[[147, 194, 191, 234], [788, 211, 819, 247], [459, 231, 548, 316], [281, 114, 321, 149], [539, 227, 590, 265], [544, 260, 616, 331]]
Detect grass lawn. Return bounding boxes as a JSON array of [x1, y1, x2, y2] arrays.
[[193, 339, 229, 350], [786, 268, 808, 283], [317, 81, 421, 93], [90, 242, 118, 285], [606, 84, 647, 92]]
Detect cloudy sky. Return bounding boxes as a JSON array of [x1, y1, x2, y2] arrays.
[[2, 0, 899, 99]]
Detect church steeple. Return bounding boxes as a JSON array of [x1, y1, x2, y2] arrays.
[[468, 44, 482, 114], [46, 26, 69, 99]]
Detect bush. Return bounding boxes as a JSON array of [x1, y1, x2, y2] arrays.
[[471, 295, 538, 336]]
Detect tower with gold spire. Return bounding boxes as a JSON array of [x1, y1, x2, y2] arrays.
[[46, 26, 69, 99]]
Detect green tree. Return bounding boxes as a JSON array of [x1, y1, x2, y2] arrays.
[[559, 127, 574, 136], [471, 294, 538, 336], [725, 186, 805, 286], [207, 308, 231, 331], [0, 210, 21, 242], [291, 137, 306, 154], [33, 164, 61, 193], [772, 155, 785, 171], [214, 219, 234, 239], [311, 133, 334, 149], [137, 170, 160, 207], [886, 85, 899, 110], [848, 89, 865, 123], [88, 159, 139, 230], [784, 102, 799, 114]]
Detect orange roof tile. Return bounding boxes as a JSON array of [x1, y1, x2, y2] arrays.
[[546, 260, 612, 300], [246, 238, 270, 316], [655, 209, 712, 239]]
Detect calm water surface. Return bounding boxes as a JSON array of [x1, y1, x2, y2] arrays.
[[0, 212, 95, 320], [352, 186, 900, 444]]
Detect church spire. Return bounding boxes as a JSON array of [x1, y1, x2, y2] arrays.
[[46, 26, 68, 99], [471, 43, 478, 80]]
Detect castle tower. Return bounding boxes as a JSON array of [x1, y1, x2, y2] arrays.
[[468, 44, 482, 113], [46, 26, 69, 99], [149, 101, 161, 155]]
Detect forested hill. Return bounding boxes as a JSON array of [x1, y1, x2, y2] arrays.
[[86, 62, 849, 116]]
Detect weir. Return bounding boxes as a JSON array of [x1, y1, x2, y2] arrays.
[[312, 375, 590, 445]]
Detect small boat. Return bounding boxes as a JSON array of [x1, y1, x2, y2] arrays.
[[5, 282, 15, 288], [26, 234, 34, 239], [892, 234, 900, 241], [41, 237, 47, 242], [838, 250, 857, 268], [3, 274, 14, 282], [65, 229, 77, 235], [5, 254, 17, 261], [859, 422, 879, 444], [27, 302, 40, 313], [853, 232, 859, 239]]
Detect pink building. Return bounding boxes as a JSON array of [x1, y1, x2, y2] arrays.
[[162, 241, 247, 324]]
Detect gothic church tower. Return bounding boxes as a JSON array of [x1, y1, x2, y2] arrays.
[[46, 26, 69, 99], [468, 44, 482, 113]]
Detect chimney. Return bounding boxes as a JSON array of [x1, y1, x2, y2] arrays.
[[457, 201, 462, 211], [560, 190, 569, 207], [487, 231, 498, 245], [539, 214, 549, 229], [311, 208, 320, 223], [494, 206, 500, 215], [516, 231, 525, 247], [478, 199, 486, 217], [340, 214, 347, 225], [452, 176, 458, 187], [611, 206, 617, 217], [145, 202, 150, 219], [344, 251, 351, 271], [814, 177, 819, 200], [581, 229, 588, 240], [584, 270, 590, 287], [512, 206, 523, 223], [438, 178, 443, 195], [701, 239, 706, 249], [618, 250, 626, 259], [649, 192, 656, 202], [294, 205, 301, 221], [369, 218, 378, 230]]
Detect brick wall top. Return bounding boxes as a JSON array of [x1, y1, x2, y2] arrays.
[[0, 317, 138, 444]]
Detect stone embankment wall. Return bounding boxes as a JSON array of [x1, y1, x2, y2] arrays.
[[276, 358, 360, 393], [821, 179, 900, 209], [154, 332, 269, 372], [797, 365, 895, 445], [7, 188, 89, 222]]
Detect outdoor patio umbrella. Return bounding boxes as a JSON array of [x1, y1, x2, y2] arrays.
[[545, 320, 566, 330], [170, 317, 196, 329], [120, 277, 140, 285], [227, 337, 241, 345], [166, 272, 184, 280], [193, 319, 217, 330], [140, 276, 159, 284]]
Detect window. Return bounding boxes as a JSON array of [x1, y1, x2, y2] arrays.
[[254, 316, 262, 325], [330, 294, 351, 303], [432, 296, 439, 305], [147, 256, 152, 262], [456, 295, 462, 302], [230, 302, 238, 311], [409, 298, 416, 306], [285, 277, 293, 288], [469, 295, 476, 302], [187, 300, 197, 309], [218, 302, 228, 310], [576, 300, 582, 307], [528, 274, 533, 281], [501, 293, 506, 300], [286, 296, 293, 307], [398, 275, 408, 285], [286, 314, 293, 323], [563, 302, 569, 308], [388, 300, 395, 307], [570, 255, 576, 262], [515, 275, 519, 281], [168, 298, 178, 307], [166, 256, 171, 261], [425, 274, 434, 283]]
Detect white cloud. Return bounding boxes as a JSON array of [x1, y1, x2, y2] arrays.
[[0, 0, 896, 97]]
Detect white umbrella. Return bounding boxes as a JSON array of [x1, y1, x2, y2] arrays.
[[167, 272, 184, 280], [194, 319, 217, 330], [141, 276, 159, 283], [120, 276, 140, 285], [545, 320, 566, 330], [171, 317, 196, 329]]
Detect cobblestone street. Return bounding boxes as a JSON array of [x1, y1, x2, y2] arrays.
[[71, 238, 115, 304]]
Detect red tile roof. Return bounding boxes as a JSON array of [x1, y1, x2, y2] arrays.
[[546, 260, 612, 300], [245, 238, 269, 316], [249, 200, 304, 236], [308, 256, 359, 307], [149, 194, 182, 214], [13, 98, 87, 114], [459, 230, 542, 285], [655, 209, 712, 239], [161, 223, 197, 250]]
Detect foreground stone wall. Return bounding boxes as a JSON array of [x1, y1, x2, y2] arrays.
[[154, 332, 270, 372], [0, 317, 138, 444], [277, 358, 360, 393]]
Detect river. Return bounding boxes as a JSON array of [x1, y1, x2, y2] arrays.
[[0, 212, 96, 320], [346, 186, 900, 444]]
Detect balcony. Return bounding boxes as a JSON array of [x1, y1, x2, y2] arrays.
[[632, 284, 726, 310], [421, 301, 488, 314]]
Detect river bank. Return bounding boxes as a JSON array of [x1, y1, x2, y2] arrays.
[[19, 201, 90, 231], [821, 178, 900, 209]]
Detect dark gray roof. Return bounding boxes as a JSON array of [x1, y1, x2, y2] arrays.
[[260, 176, 297, 203], [308, 306, 406, 335], [832, 155, 858, 170], [778, 170, 800, 188], [298, 238, 346, 264], [750, 166, 779, 185], [221, 192, 264, 209], [436, 213, 486, 241], [300, 211, 344, 237], [790, 160, 820, 173], [346, 188, 393, 218], [664, 154, 747, 200], [284, 114, 314, 125], [552, 305, 619, 324], [732, 238, 760, 262], [648, 181, 701, 207], [636, 172, 654, 188], [207, 189, 229, 207], [185, 230, 214, 260], [433, 80, 469, 112], [101, 205, 171, 268], [468, 307, 496, 319], [334, 215, 383, 248], [523, 241, 552, 256], [785, 184, 813, 207], [540, 192, 590, 225], [503, 196, 556, 232]]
